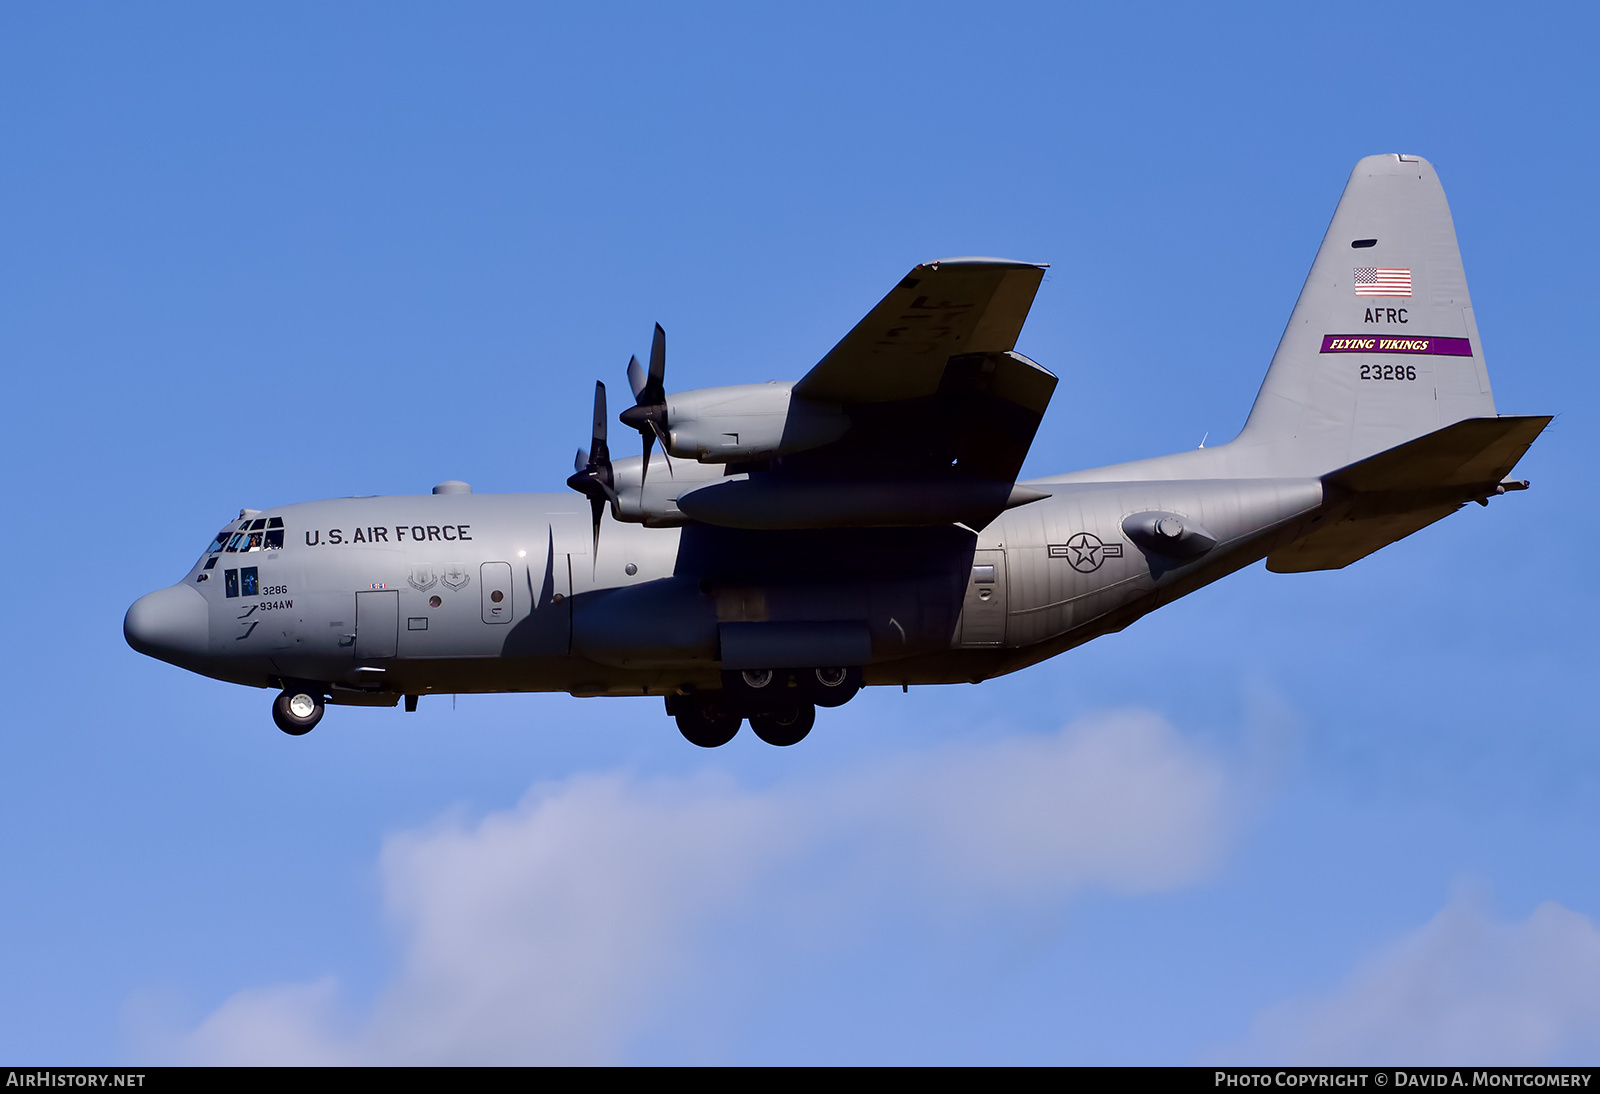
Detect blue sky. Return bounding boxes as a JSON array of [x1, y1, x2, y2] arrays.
[[2, 2, 1597, 1064]]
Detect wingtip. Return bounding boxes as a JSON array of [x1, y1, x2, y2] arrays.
[[922, 257, 1049, 271]]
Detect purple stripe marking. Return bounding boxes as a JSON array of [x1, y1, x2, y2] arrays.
[[1320, 335, 1473, 356]]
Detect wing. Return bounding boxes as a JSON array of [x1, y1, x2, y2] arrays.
[[794, 258, 1049, 404], [674, 259, 1058, 531]]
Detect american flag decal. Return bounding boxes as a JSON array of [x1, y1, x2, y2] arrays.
[[1353, 267, 1412, 296]]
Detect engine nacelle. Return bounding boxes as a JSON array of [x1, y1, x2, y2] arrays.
[[664, 382, 849, 463], [608, 451, 727, 527]]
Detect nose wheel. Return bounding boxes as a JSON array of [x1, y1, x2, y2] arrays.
[[272, 688, 325, 735]]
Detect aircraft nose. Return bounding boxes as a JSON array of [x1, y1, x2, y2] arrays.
[[124, 584, 210, 663]]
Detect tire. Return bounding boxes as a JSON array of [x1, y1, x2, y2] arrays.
[[674, 696, 742, 748], [721, 668, 785, 712], [802, 666, 861, 708], [749, 703, 815, 747], [273, 689, 324, 736]]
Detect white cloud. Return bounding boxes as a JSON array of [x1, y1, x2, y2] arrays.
[[164, 709, 1231, 1064], [1221, 893, 1600, 1065]]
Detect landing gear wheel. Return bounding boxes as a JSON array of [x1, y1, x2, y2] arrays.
[[673, 696, 742, 748], [749, 703, 815, 747], [722, 668, 783, 711], [273, 689, 324, 736], [802, 666, 861, 708]]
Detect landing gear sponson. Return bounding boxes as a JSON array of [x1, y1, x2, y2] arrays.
[[666, 665, 861, 747], [268, 665, 860, 745]]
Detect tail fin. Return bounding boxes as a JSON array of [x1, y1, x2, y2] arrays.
[[1237, 154, 1497, 476]]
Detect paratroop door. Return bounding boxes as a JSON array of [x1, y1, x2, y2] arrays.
[[354, 590, 398, 658], [958, 550, 1007, 647]]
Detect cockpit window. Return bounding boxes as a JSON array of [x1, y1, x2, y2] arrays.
[[217, 517, 288, 553]]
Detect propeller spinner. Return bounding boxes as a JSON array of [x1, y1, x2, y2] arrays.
[[565, 380, 617, 552]]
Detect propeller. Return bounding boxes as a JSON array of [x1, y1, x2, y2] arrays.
[[565, 381, 617, 553], [619, 323, 672, 485]]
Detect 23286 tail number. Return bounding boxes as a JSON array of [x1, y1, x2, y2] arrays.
[[1359, 363, 1417, 380]]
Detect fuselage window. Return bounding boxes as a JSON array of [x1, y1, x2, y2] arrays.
[[245, 531, 264, 551], [249, 518, 267, 531], [241, 567, 259, 596], [225, 533, 245, 552], [203, 557, 219, 570], [264, 529, 284, 549], [267, 517, 283, 529], [224, 569, 239, 598], [205, 530, 232, 553]]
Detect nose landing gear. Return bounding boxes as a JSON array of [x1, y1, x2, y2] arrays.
[[272, 688, 325, 736]]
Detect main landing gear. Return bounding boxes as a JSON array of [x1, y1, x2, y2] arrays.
[[667, 667, 861, 748], [272, 687, 325, 736]]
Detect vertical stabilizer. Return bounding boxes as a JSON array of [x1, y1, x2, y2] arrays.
[[1237, 154, 1496, 476]]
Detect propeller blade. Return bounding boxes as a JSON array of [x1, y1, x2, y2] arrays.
[[646, 323, 666, 401], [627, 355, 646, 400], [587, 494, 605, 555], [651, 420, 674, 477], [590, 381, 609, 459], [574, 448, 588, 473]]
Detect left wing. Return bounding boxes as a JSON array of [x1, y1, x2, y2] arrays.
[[673, 259, 1058, 531], [794, 258, 1048, 404]]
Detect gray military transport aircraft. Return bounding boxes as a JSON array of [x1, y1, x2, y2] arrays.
[[126, 154, 1548, 747]]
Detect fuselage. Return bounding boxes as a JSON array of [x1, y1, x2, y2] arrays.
[[122, 155, 1544, 741], [126, 470, 1326, 705]]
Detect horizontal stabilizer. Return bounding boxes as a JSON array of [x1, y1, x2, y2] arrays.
[[1322, 414, 1550, 494], [1267, 414, 1550, 572]]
